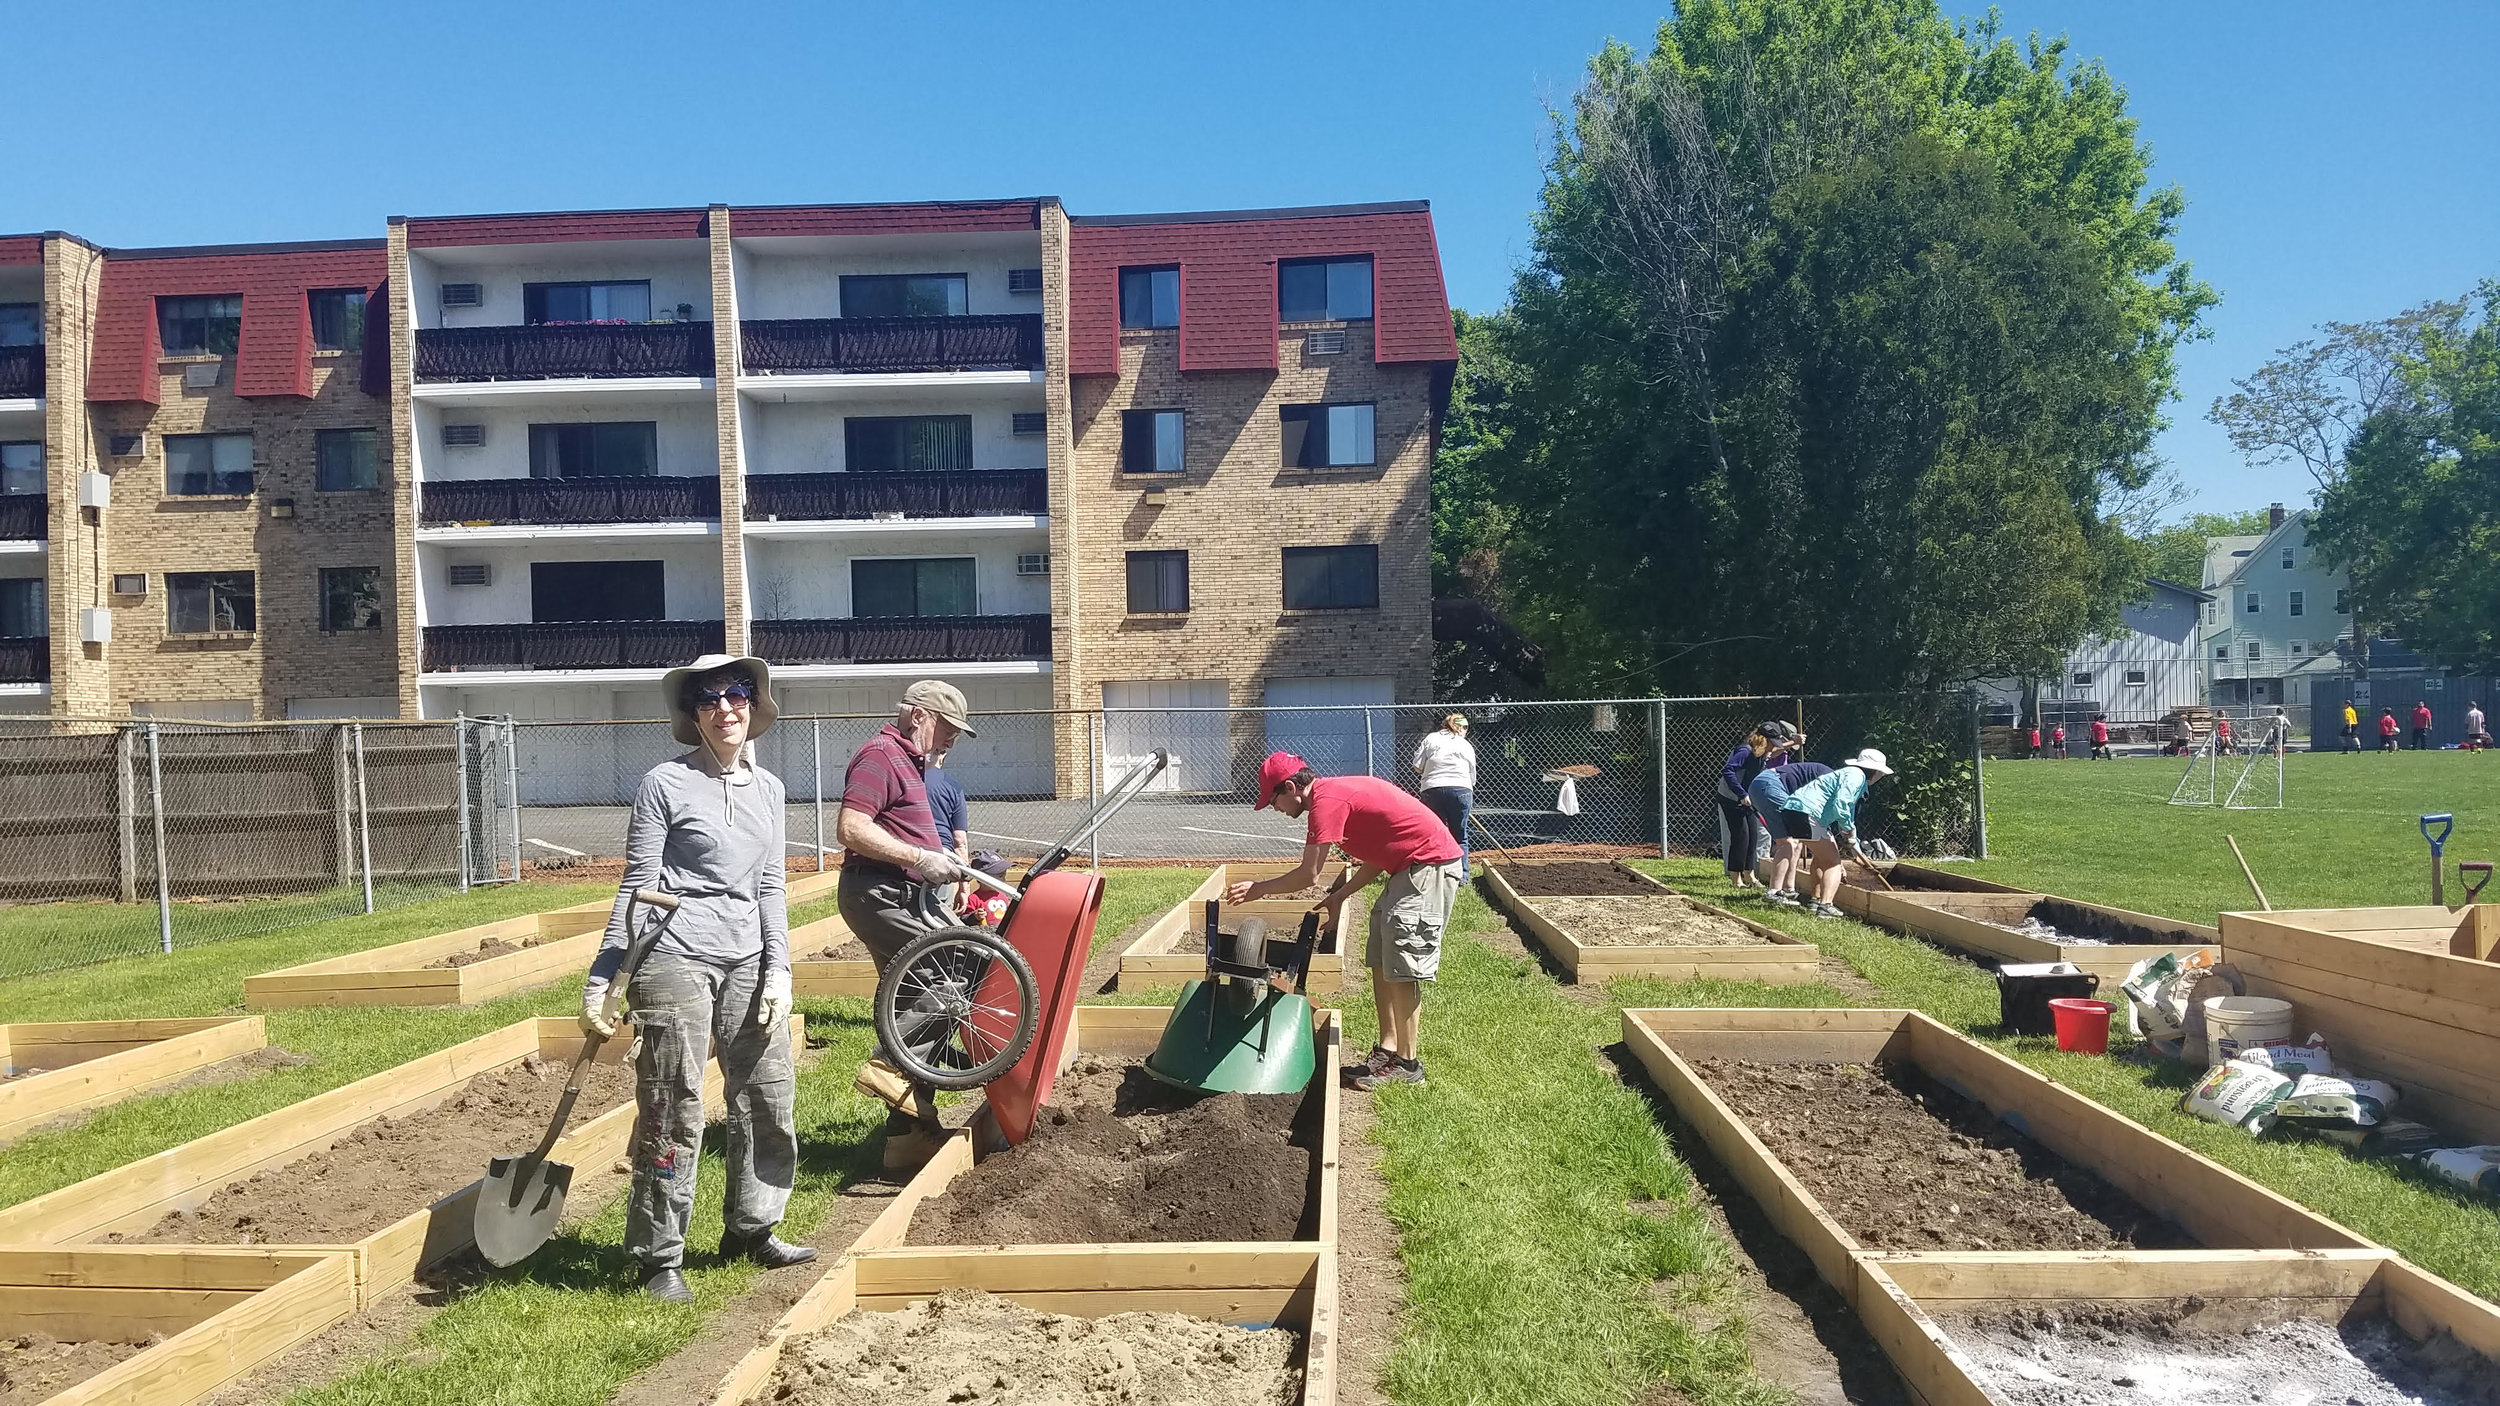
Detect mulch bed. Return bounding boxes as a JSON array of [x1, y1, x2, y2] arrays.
[[1535, 895, 1773, 948], [1496, 861, 1660, 896], [1693, 1059, 2195, 1252]]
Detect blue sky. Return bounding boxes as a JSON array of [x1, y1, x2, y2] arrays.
[[7, 1, 2493, 517]]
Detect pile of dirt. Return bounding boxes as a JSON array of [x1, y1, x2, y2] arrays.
[[904, 1056, 1314, 1246], [125, 1054, 635, 1246], [424, 935, 549, 969], [1537, 895, 1771, 948], [2029, 898, 2194, 946], [0, 1335, 149, 1404], [801, 938, 869, 962], [768, 1289, 1301, 1406], [1945, 1301, 2500, 1405], [1694, 1060, 2196, 1251], [1499, 860, 1659, 896]]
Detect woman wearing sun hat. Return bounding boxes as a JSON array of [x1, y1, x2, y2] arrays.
[[1777, 747, 1895, 919], [580, 653, 816, 1303]]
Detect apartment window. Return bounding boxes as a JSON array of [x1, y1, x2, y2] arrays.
[[0, 579, 42, 637], [157, 296, 242, 355], [1278, 257, 1374, 322], [846, 415, 971, 473], [318, 567, 383, 631], [2244, 591, 2261, 614], [0, 442, 40, 496], [2290, 641, 2304, 655], [852, 558, 976, 617], [316, 429, 379, 492], [1119, 267, 1180, 329], [530, 561, 663, 621], [2281, 548, 2296, 569], [2289, 590, 2305, 618], [167, 571, 255, 634], [839, 274, 968, 319], [2335, 588, 2350, 614], [2214, 643, 2230, 660], [2125, 668, 2149, 686], [2246, 641, 2263, 661], [0, 304, 38, 347], [2072, 671, 2093, 687], [164, 433, 254, 496], [522, 281, 651, 324], [1280, 403, 1376, 468], [308, 290, 366, 353], [528, 422, 657, 478], [1282, 545, 1379, 610], [1125, 550, 1189, 613], [1121, 411, 1184, 473]]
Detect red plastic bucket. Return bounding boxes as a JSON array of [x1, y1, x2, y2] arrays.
[[2048, 998, 2115, 1054]]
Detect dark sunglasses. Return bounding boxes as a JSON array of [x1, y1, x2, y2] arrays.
[[692, 683, 754, 711]]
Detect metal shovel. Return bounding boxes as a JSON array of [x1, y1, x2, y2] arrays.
[[473, 888, 676, 1268]]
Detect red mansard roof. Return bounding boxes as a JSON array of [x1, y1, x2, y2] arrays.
[[86, 243, 386, 404], [1066, 202, 1456, 376], [0, 235, 40, 266], [728, 200, 1043, 238], [405, 208, 712, 248]]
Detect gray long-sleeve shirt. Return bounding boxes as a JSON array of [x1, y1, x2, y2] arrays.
[[592, 750, 790, 979]]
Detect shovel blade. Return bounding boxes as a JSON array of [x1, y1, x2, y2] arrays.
[[473, 1154, 575, 1268]]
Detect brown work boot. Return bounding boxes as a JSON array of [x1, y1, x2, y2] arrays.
[[853, 1057, 914, 1113]]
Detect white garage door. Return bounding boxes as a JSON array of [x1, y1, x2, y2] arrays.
[[1104, 679, 1228, 793], [1264, 677, 1394, 780]]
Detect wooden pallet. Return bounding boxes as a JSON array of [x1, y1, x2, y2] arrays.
[[0, 1017, 268, 1145], [1484, 861, 1821, 984], [1860, 890, 2215, 985], [1856, 1250, 2500, 1406], [0, 1246, 356, 1406], [1616, 1008, 2374, 1303], [242, 871, 839, 1009], [2221, 906, 2500, 1142], [1118, 862, 1355, 994], [0, 1014, 802, 1307], [705, 1002, 1343, 1406]]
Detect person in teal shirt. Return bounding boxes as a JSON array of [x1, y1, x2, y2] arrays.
[[1779, 748, 1894, 917]]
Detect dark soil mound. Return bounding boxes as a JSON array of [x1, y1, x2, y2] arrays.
[[801, 939, 869, 961], [425, 935, 549, 969], [1694, 1059, 2196, 1252], [1499, 861, 1659, 896], [0, 1335, 147, 1404], [906, 1057, 1315, 1245]]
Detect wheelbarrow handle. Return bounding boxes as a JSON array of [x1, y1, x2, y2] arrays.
[[959, 867, 1024, 903], [2423, 813, 2454, 849]]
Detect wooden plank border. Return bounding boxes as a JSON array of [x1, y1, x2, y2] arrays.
[[0, 1247, 358, 1406], [1118, 863, 1355, 995], [0, 1017, 269, 1145], [704, 1002, 1342, 1406], [1482, 862, 1821, 985], [0, 1015, 802, 1307], [1860, 889, 2214, 986]]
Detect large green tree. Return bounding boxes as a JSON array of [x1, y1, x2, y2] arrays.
[[2133, 509, 2274, 590], [1453, 0, 2212, 695]]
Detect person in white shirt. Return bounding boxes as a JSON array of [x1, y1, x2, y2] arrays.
[[1410, 713, 1478, 878], [2467, 703, 2489, 752]]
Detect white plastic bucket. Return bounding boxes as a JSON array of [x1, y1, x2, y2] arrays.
[[2203, 995, 2294, 1065]]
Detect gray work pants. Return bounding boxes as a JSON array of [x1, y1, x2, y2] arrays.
[[837, 868, 945, 970], [624, 950, 797, 1269]]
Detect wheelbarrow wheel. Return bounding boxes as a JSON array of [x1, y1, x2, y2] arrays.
[[873, 925, 1039, 1090]]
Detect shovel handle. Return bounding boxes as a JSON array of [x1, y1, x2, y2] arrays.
[[2461, 861, 2494, 907], [512, 889, 675, 1188], [2424, 814, 2454, 851]]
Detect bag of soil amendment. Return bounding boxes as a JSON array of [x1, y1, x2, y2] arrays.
[[2121, 952, 2190, 1045], [2412, 1146, 2500, 1196], [2183, 1059, 2296, 1134], [2231, 1035, 2337, 1079], [2321, 1119, 2441, 1154], [2272, 1073, 2401, 1129]]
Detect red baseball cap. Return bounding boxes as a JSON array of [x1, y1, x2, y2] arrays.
[[1253, 752, 1309, 809]]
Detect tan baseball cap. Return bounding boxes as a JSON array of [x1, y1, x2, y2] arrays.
[[901, 679, 977, 738]]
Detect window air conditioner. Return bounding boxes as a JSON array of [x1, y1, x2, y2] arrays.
[[447, 563, 491, 587], [111, 573, 148, 597], [182, 363, 223, 389], [1011, 412, 1046, 435], [1305, 329, 1347, 356], [1007, 268, 1044, 295], [439, 283, 484, 309], [441, 423, 486, 448], [1016, 552, 1049, 577]]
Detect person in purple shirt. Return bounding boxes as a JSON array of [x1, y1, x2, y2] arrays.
[[1715, 720, 1798, 891]]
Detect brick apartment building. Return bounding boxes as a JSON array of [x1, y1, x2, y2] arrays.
[[0, 199, 1456, 795]]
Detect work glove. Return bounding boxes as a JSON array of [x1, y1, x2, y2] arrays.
[[758, 966, 792, 1032], [580, 976, 621, 1039], [908, 847, 970, 885], [1833, 825, 1866, 863]]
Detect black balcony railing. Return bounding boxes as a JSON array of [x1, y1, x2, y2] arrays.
[[744, 469, 1046, 521], [0, 495, 44, 541], [422, 620, 726, 673], [0, 636, 48, 684], [421, 475, 721, 526], [741, 315, 1043, 375], [0, 345, 41, 400], [752, 615, 1051, 666], [414, 323, 715, 383]]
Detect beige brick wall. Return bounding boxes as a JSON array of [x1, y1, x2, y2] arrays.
[[386, 221, 420, 719], [41, 237, 108, 718], [710, 206, 750, 655]]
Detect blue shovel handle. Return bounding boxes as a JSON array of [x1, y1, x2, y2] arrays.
[[2422, 813, 2454, 854]]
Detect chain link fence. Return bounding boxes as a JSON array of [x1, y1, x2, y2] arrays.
[[0, 718, 517, 980]]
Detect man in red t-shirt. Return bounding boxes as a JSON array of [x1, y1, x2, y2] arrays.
[[2089, 718, 2111, 760], [1230, 752, 1463, 1090], [2411, 701, 2434, 752]]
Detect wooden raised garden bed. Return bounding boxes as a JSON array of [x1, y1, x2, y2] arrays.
[[2222, 905, 2500, 1142], [1119, 861, 1357, 994], [0, 1014, 801, 1306], [243, 871, 839, 1009], [788, 906, 875, 1000], [1832, 861, 2029, 919], [1861, 889, 2216, 985], [0, 1246, 355, 1406], [0, 1017, 269, 1145], [1855, 1249, 2500, 1406], [1616, 1007, 2373, 1303], [704, 1002, 1342, 1406], [1484, 859, 1820, 984]]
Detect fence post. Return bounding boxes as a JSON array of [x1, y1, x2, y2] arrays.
[[453, 714, 471, 893], [146, 723, 172, 955], [1654, 699, 1670, 859], [1087, 712, 1100, 869], [115, 727, 138, 905], [506, 716, 524, 882], [812, 718, 826, 873], [353, 723, 375, 915], [1363, 707, 1376, 778], [332, 726, 354, 887], [1970, 690, 1989, 861]]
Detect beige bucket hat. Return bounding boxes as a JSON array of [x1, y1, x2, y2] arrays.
[[661, 654, 779, 746]]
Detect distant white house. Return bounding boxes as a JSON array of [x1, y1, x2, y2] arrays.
[[2196, 505, 2355, 709], [1978, 577, 2211, 725]]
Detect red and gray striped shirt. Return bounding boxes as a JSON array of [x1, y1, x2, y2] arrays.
[[841, 723, 941, 853]]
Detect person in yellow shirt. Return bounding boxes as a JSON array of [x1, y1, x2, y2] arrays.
[[2340, 702, 2360, 753]]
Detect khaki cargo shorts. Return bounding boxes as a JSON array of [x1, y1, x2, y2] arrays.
[[1366, 858, 1463, 983]]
